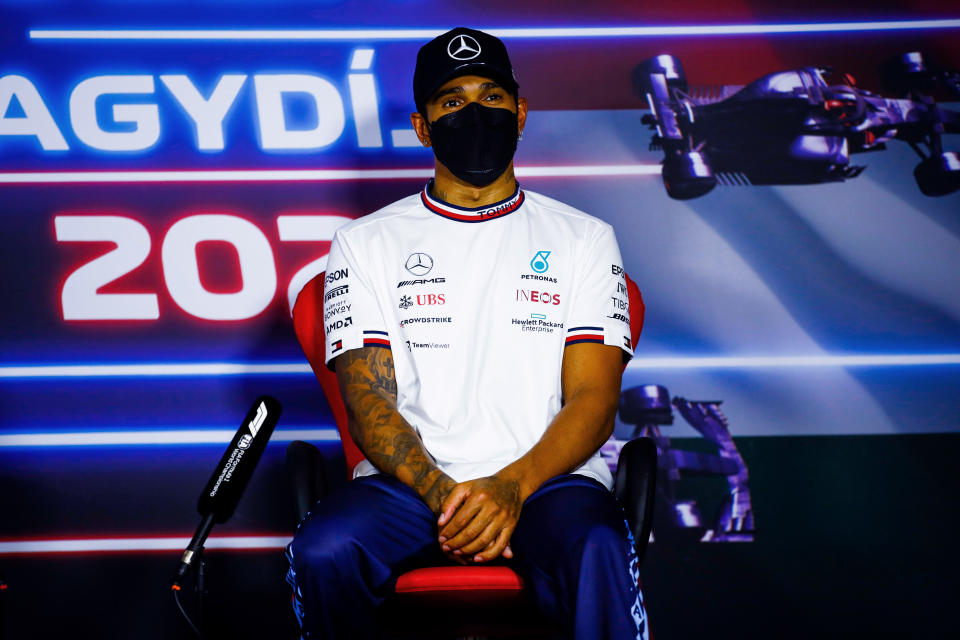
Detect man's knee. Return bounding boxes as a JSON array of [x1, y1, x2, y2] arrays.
[[290, 510, 366, 576], [579, 521, 630, 553]]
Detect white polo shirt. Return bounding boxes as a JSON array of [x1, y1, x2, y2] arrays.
[[322, 181, 633, 489]]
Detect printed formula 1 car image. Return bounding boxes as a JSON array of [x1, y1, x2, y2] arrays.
[[601, 384, 754, 544], [635, 51, 960, 199]]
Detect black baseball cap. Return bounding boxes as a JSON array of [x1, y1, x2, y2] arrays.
[[413, 27, 519, 116]]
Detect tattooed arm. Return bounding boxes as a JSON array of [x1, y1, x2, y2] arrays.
[[334, 347, 456, 515]]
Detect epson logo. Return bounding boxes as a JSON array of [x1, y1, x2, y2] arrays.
[[397, 277, 446, 288], [326, 316, 353, 333], [611, 265, 624, 277], [325, 269, 348, 284]]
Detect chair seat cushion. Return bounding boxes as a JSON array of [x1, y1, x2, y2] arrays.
[[394, 565, 525, 594]]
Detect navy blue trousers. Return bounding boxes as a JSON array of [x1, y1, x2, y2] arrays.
[[286, 473, 647, 639]]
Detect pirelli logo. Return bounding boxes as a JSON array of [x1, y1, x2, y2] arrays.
[[325, 285, 349, 302]]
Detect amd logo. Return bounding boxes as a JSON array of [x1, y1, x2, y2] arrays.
[[326, 316, 353, 333]]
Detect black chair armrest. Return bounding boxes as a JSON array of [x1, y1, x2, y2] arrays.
[[613, 437, 657, 565], [286, 440, 328, 523]]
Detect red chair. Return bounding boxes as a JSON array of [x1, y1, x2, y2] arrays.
[[289, 270, 655, 638]]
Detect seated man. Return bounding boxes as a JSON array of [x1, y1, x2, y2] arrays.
[[286, 27, 647, 640]]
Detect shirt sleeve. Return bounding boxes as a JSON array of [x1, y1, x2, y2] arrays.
[[565, 223, 634, 359], [323, 230, 391, 367]]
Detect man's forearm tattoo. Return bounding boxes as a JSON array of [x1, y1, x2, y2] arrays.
[[335, 347, 455, 511]]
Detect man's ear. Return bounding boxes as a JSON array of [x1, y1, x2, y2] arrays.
[[410, 112, 432, 148], [517, 97, 528, 136]]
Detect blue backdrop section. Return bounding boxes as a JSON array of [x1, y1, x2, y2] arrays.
[[1, 2, 959, 636], [0, 0, 960, 637]]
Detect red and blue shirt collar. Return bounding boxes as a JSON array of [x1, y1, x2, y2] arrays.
[[421, 180, 525, 223]]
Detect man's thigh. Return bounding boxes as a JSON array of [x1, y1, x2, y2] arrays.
[[289, 473, 444, 579], [512, 473, 630, 556], [509, 474, 639, 618]]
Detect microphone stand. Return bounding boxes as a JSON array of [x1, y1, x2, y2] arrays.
[[172, 513, 215, 638], [195, 549, 206, 635]]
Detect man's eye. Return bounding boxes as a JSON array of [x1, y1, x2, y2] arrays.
[[443, 98, 461, 108], [484, 93, 503, 102]]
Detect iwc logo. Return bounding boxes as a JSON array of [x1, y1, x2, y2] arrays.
[[447, 34, 481, 61], [405, 252, 434, 276]]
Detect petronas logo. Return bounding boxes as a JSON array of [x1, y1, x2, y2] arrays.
[[530, 251, 551, 273]]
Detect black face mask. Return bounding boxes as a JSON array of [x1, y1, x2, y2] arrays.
[[428, 102, 519, 187]]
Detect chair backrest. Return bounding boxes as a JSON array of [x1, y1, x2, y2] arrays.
[[292, 272, 367, 476], [292, 271, 645, 479]]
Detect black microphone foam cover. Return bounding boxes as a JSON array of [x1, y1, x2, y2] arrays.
[[197, 395, 281, 523]]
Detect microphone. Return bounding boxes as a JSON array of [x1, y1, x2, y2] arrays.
[[172, 396, 282, 589]]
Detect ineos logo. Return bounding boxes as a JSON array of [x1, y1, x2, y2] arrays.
[[447, 34, 481, 61], [405, 253, 434, 276]]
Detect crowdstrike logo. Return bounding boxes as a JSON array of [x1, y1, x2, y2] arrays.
[[530, 251, 551, 273], [447, 34, 482, 61], [405, 253, 434, 276]]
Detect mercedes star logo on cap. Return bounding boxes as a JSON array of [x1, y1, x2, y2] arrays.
[[447, 34, 481, 61], [405, 253, 434, 275]]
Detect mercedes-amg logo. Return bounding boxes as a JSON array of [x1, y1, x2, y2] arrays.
[[447, 34, 481, 61], [405, 252, 434, 276]]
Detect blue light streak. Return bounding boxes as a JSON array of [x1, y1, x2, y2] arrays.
[[2, 353, 960, 380], [27, 19, 960, 42], [0, 427, 340, 447]]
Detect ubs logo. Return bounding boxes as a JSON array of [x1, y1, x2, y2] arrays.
[[405, 253, 434, 276], [400, 293, 445, 309]]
